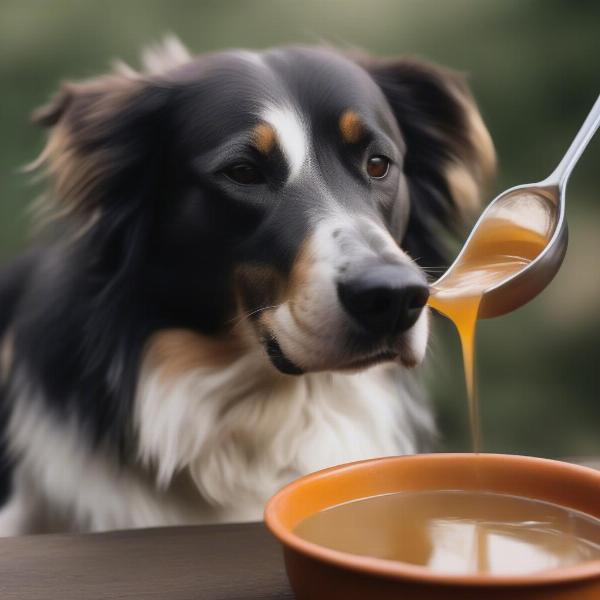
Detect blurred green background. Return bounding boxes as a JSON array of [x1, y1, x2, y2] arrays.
[[1, 0, 598, 458]]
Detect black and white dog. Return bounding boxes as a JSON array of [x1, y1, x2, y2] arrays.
[[0, 38, 494, 534]]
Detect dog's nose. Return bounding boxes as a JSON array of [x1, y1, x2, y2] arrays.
[[337, 264, 429, 336]]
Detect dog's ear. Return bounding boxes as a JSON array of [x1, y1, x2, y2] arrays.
[[32, 86, 74, 128], [31, 72, 173, 220], [359, 56, 496, 268], [30, 36, 192, 221]]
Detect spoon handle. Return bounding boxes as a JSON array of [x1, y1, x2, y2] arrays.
[[545, 93, 600, 189]]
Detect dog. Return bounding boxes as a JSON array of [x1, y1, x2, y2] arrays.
[[0, 38, 494, 534]]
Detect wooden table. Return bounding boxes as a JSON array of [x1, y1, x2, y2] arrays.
[[1, 458, 597, 599], [0, 522, 293, 600]]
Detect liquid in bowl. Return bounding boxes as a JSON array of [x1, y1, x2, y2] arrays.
[[295, 489, 600, 576]]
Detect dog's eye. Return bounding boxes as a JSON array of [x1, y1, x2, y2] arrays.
[[366, 155, 390, 179], [223, 163, 265, 185]]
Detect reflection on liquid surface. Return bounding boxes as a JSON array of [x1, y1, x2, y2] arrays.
[[295, 490, 600, 575]]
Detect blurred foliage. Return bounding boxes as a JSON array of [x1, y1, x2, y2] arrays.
[[0, 0, 598, 457]]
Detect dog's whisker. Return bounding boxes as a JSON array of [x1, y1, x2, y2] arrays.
[[228, 304, 283, 327]]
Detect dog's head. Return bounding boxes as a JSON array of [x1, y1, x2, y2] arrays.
[[34, 40, 494, 376]]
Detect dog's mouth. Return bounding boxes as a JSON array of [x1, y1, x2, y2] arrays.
[[264, 336, 398, 376], [265, 337, 305, 375], [337, 350, 399, 371]]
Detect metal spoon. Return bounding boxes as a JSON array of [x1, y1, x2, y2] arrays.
[[433, 93, 600, 319]]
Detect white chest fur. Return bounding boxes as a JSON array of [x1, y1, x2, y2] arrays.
[[135, 351, 434, 522]]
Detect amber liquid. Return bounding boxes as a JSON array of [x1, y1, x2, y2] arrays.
[[295, 491, 600, 575], [428, 197, 553, 451]]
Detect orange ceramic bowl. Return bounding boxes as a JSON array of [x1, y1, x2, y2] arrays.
[[265, 453, 600, 600]]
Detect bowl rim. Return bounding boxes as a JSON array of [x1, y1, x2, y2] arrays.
[[264, 453, 600, 587]]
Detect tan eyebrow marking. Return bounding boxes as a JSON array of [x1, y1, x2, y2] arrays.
[[339, 109, 364, 144], [253, 122, 277, 155]]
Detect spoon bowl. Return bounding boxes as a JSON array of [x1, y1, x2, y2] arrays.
[[433, 94, 600, 319], [455, 181, 566, 319]]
